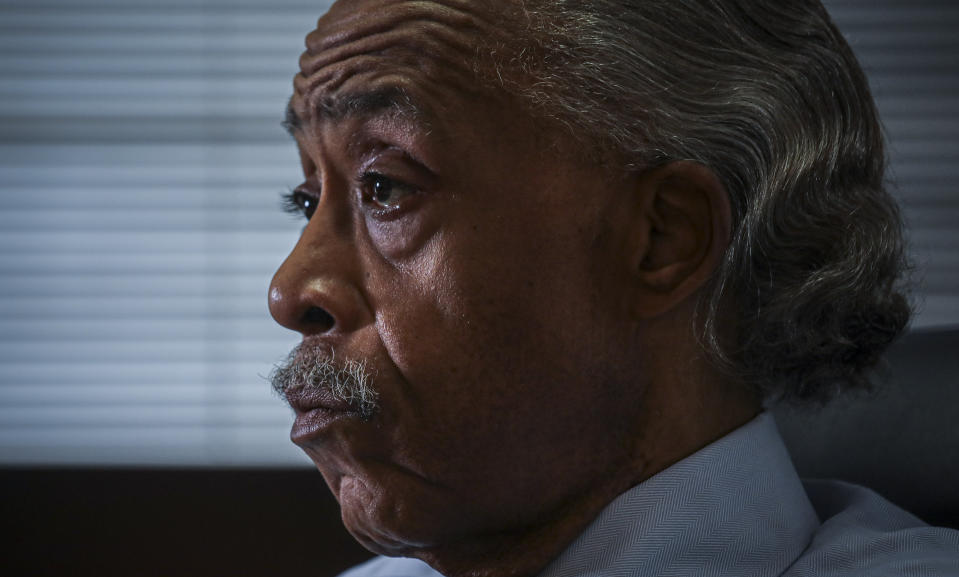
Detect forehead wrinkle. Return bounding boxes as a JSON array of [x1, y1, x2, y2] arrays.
[[292, 69, 439, 132], [293, 49, 483, 140], [294, 0, 515, 108], [305, 0, 499, 60], [295, 49, 473, 111], [296, 23, 477, 100]]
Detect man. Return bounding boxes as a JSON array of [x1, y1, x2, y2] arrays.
[[268, 0, 959, 575]]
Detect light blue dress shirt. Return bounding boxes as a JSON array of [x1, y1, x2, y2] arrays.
[[339, 413, 959, 576]]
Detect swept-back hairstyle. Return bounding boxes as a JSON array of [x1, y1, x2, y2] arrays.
[[500, 0, 911, 403]]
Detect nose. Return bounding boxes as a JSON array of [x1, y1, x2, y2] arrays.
[[268, 214, 368, 338]]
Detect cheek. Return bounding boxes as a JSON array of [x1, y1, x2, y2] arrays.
[[345, 194, 640, 540], [375, 221, 605, 454], [376, 228, 531, 382], [365, 171, 631, 462]]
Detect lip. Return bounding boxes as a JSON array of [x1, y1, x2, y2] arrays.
[[291, 406, 363, 444], [285, 387, 363, 444], [285, 385, 353, 414]]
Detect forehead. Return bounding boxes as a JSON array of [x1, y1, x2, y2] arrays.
[[290, 0, 516, 129]]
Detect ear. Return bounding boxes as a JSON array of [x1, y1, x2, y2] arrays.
[[625, 161, 731, 319]]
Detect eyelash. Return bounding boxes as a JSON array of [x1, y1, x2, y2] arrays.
[[358, 171, 413, 204], [280, 188, 318, 220], [280, 172, 417, 221]]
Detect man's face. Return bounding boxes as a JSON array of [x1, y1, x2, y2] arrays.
[[270, 0, 645, 559]]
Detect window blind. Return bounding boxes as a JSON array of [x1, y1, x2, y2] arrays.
[[0, 0, 325, 466], [0, 0, 956, 466]]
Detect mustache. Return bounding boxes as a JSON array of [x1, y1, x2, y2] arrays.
[[270, 343, 379, 420]]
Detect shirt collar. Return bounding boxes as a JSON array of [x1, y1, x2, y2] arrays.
[[538, 412, 819, 577]]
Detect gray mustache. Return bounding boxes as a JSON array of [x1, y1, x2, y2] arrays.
[[270, 344, 379, 420]]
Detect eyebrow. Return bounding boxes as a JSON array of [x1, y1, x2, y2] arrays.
[[283, 87, 424, 137]]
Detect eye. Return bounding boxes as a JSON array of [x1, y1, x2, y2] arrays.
[[360, 172, 418, 211], [281, 188, 318, 220]]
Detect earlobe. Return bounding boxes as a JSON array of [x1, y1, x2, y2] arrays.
[[627, 161, 731, 319]]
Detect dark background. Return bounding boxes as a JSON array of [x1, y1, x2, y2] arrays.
[[1, 468, 372, 576]]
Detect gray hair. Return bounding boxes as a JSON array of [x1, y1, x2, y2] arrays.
[[495, 0, 911, 403], [271, 345, 379, 420]]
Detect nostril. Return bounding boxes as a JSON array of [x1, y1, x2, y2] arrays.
[[302, 306, 335, 332]]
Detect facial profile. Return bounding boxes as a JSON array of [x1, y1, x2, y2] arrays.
[[263, 0, 738, 571]]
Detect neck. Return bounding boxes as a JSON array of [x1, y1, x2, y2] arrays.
[[413, 387, 760, 577], [412, 466, 642, 577], [413, 307, 761, 577]]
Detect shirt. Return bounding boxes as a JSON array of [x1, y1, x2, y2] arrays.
[[338, 413, 959, 576]]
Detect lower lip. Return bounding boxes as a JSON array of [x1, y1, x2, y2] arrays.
[[291, 407, 360, 444]]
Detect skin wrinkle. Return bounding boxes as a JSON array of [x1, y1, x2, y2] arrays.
[[297, 29, 475, 94], [303, 5, 481, 58], [292, 59, 474, 148], [304, 0, 490, 57], [294, 2, 501, 122]]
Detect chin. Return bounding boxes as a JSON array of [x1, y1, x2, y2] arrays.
[[331, 464, 491, 560], [336, 473, 436, 556]]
